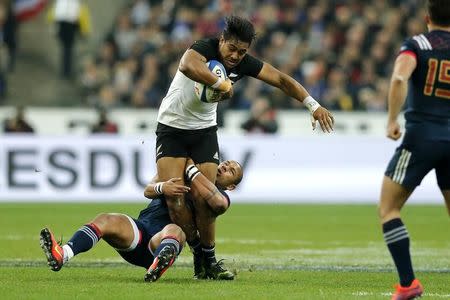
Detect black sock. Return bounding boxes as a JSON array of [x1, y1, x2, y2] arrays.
[[383, 218, 415, 286], [154, 236, 181, 257], [201, 244, 216, 265], [188, 237, 202, 255], [67, 223, 102, 256]]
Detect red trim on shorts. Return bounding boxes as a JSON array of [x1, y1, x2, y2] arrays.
[[399, 50, 417, 60], [88, 223, 103, 238]]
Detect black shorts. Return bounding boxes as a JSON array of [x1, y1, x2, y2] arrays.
[[155, 122, 219, 164], [116, 198, 173, 269], [385, 139, 450, 190]]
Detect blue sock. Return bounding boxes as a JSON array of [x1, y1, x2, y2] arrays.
[[154, 236, 181, 257], [383, 218, 415, 286], [66, 223, 102, 256]]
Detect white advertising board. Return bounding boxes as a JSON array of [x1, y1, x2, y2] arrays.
[[0, 135, 442, 203]]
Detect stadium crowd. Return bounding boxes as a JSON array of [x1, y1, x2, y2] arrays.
[[79, 0, 426, 114]]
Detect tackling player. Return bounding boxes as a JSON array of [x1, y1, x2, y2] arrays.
[[378, 1, 450, 299], [155, 15, 335, 279], [40, 159, 242, 282]]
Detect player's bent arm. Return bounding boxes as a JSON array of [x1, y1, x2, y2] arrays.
[[179, 49, 231, 93], [185, 165, 229, 216], [387, 53, 417, 122]]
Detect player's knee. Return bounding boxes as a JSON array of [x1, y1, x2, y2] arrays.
[[378, 205, 390, 220], [162, 224, 186, 244], [92, 213, 120, 234]]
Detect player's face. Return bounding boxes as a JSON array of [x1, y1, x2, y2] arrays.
[[216, 160, 242, 190], [218, 37, 250, 69]]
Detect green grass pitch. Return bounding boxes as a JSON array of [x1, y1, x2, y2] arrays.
[[0, 203, 449, 299]]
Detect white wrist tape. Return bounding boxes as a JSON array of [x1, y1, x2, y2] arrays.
[[303, 96, 321, 114], [186, 165, 200, 182], [154, 182, 164, 195], [211, 77, 224, 89]]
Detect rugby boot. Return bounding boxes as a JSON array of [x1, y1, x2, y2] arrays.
[[391, 279, 423, 300], [193, 253, 205, 279], [144, 245, 176, 282], [204, 259, 234, 280], [40, 228, 64, 271]]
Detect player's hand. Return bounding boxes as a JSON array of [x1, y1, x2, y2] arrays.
[[162, 178, 190, 197], [218, 87, 234, 100], [214, 78, 233, 93], [386, 120, 402, 140], [312, 107, 334, 133]]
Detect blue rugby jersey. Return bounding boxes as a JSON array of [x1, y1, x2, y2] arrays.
[[399, 30, 450, 141]]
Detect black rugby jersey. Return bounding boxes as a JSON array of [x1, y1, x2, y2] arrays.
[[190, 38, 264, 83]]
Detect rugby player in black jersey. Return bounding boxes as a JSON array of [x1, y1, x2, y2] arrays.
[[155, 15, 334, 280]]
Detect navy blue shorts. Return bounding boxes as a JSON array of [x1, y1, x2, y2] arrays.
[[385, 139, 450, 190], [117, 198, 172, 269]]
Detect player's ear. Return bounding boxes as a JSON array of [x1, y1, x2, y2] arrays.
[[425, 14, 431, 25]]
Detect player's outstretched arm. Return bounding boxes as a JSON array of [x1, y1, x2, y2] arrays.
[[386, 53, 417, 140], [144, 176, 190, 199], [179, 49, 232, 93], [256, 62, 334, 133]]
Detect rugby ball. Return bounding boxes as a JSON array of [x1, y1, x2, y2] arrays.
[[194, 60, 227, 103]]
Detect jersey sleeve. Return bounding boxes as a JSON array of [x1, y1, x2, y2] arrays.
[[398, 38, 418, 59], [190, 39, 217, 61], [239, 54, 264, 77], [219, 189, 231, 208]]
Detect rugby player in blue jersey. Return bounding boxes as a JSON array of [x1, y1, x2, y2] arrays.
[[378, 1, 450, 299], [39, 159, 242, 282]]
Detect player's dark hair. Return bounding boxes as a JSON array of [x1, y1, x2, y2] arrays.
[[222, 15, 256, 45], [427, 0, 450, 26]]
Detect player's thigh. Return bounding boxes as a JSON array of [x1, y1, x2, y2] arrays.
[[189, 126, 220, 165], [93, 213, 136, 249], [157, 157, 187, 182], [197, 162, 218, 183]]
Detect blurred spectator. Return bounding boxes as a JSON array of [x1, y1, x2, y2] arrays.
[[77, 0, 428, 113], [0, 2, 9, 99], [91, 108, 118, 134], [2, 1, 16, 72], [241, 97, 278, 134], [3, 106, 34, 133], [49, 0, 91, 79]]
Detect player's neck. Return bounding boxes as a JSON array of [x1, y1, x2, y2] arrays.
[[428, 24, 450, 33]]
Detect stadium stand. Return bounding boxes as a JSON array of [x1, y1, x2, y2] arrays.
[[74, 0, 426, 113]]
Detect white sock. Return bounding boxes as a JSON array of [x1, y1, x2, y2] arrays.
[[62, 244, 74, 263]]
